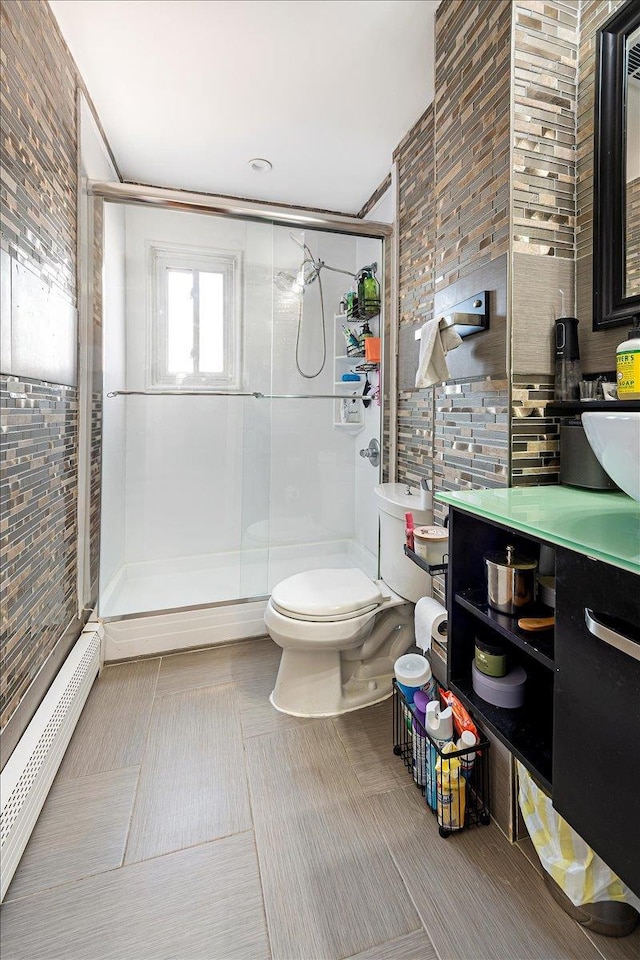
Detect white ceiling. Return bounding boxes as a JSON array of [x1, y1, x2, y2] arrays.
[[50, 0, 439, 214]]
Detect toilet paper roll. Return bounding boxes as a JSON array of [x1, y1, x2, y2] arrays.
[[415, 596, 448, 652]]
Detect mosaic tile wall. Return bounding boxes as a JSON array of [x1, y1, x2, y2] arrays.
[[0, 0, 77, 301], [434, 0, 511, 292], [396, 389, 434, 488], [0, 377, 79, 730], [512, 1, 579, 261], [511, 375, 560, 486], [392, 0, 513, 503], [394, 105, 435, 328], [1, 0, 86, 735], [432, 377, 510, 522]]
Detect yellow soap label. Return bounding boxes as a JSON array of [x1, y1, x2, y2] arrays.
[[617, 350, 640, 394]]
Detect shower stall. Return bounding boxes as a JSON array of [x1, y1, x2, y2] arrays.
[[96, 185, 389, 649]]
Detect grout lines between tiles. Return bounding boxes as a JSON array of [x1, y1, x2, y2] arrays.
[[120, 654, 162, 868]]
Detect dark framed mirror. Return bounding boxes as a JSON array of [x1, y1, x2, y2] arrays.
[[593, 0, 640, 330]]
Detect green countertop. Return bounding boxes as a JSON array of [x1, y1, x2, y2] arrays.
[[436, 487, 640, 575]]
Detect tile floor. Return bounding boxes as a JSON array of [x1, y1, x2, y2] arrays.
[[1, 638, 638, 960]]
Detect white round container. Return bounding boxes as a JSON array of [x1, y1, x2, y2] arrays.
[[413, 525, 448, 565], [394, 653, 432, 689]]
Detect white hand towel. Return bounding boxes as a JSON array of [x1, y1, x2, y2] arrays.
[[414, 318, 463, 389]]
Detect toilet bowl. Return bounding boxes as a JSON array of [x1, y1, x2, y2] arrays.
[[266, 567, 413, 717], [265, 483, 438, 718]]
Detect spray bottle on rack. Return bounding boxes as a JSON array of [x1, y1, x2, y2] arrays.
[[424, 702, 453, 810]]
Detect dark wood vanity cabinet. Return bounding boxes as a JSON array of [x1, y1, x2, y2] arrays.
[[447, 508, 555, 792], [553, 549, 640, 894], [446, 505, 640, 895]]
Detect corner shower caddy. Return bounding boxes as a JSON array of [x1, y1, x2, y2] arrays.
[[333, 312, 380, 430], [392, 680, 491, 836]]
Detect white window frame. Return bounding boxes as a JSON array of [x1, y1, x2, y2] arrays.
[[148, 242, 243, 390]]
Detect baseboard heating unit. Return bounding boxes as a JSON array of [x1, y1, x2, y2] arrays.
[[0, 626, 101, 901]]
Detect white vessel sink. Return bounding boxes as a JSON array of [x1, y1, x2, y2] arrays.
[[374, 483, 433, 522], [582, 412, 640, 502]]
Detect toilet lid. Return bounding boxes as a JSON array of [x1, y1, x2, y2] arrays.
[[271, 568, 383, 621]]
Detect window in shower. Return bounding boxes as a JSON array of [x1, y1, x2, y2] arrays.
[[149, 243, 242, 389]]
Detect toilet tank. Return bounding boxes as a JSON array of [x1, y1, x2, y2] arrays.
[[374, 484, 434, 603]]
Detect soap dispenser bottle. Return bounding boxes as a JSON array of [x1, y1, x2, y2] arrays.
[[363, 268, 380, 308], [616, 316, 640, 399], [554, 317, 582, 401]]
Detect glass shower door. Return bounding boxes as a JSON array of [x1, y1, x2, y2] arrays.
[[99, 202, 273, 617]]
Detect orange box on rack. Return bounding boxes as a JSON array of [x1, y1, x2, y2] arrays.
[[364, 337, 381, 362]]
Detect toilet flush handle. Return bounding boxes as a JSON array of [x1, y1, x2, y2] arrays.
[[359, 438, 380, 467]]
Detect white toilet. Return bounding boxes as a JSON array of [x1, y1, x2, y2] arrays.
[[265, 484, 435, 717]]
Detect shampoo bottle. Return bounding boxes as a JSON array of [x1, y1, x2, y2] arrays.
[[363, 269, 380, 307], [616, 317, 640, 399]]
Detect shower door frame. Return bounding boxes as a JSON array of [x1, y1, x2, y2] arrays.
[[92, 180, 396, 630]]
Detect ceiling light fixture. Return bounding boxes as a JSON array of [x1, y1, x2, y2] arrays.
[[248, 158, 272, 172]]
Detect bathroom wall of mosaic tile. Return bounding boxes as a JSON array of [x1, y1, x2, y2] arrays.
[[512, 1, 579, 261], [0, 0, 98, 741], [511, 375, 560, 486], [393, 105, 435, 329], [0, 0, 78, 303], [392, 0, 513, 516], [396, 389, 435, 489], [433, 377, 510, 521], [510, 1, 578, 384], [434, 0, 511, 292], [0, 377, 79, 730]]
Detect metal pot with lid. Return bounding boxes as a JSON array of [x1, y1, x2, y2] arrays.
[[484, 544, 537, 616]]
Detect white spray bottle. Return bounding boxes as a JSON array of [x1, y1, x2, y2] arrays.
[[424, 702, 453, 809]]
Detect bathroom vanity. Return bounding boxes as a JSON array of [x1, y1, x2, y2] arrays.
[[436, 486, 640, 894]]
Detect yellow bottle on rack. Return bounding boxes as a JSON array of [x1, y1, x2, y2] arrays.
[[435, 741, 466, 832]]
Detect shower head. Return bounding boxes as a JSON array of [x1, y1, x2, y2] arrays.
[[274, 270, 298, 294], [274, 232, 356, 296], [274, 260, 319, 294]]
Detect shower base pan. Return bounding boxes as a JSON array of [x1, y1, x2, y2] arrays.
[[100, 538, 375, 619], [99, 539, 376, 659]]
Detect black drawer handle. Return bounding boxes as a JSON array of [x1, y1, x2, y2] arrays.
[[585, 608, 640, 662]]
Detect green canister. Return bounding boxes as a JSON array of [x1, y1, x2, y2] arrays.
[[474, 636, 508, 678]]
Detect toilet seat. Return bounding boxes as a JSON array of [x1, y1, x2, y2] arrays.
[[270, 568, 383, 622]]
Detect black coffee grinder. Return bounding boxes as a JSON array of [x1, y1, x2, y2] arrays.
[[554, 317, 582, 400]]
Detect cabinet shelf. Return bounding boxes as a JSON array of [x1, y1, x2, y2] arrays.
[[455, 588, 555, 669], [450, 677, 552, 793]]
